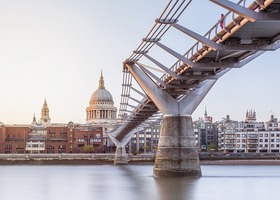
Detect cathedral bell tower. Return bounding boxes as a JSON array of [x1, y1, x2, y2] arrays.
[[40, 98, 51, 126]]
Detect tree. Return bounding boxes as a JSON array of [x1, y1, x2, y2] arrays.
[[207, 143, 218, 152], [83, 145, 93, 153], [143, 145, 150, 153]]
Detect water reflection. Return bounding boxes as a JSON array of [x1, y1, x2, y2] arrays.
[[0, 165, 280, 200], [86, 165, 158, 200], [154, 177, 199, 200]]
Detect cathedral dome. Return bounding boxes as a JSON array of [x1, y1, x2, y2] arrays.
[[86, 71, 117, 124], [90, 88, 113, 103], [90, 72, 114, 104]]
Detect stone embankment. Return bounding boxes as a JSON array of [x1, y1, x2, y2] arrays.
[[199, 152, 280, 165], [0, 152, 279, 165], [0, 153, 154, 165]]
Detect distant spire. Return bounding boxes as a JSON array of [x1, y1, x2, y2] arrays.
[[43, 98, 48, 107], [226, 115, 230, 122], [32, 113, 37, 125], [98, 70, 105, 89], [41, 98, 50, 126], [42, 98, 49, 112], [204, 107, 207, 116]]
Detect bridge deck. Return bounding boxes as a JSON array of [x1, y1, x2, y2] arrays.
[[112, 0, 280, 142]]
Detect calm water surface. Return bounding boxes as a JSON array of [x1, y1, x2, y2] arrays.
[[0, 164, 279, 200]]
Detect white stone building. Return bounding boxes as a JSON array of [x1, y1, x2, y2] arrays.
[[86, 71, 117, 151], [218, 110, 280, 153]]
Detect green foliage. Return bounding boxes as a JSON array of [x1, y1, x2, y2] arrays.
[[143, 145, 150, 150], [83, 145, 93, 153], [207, 143, 218, 152]]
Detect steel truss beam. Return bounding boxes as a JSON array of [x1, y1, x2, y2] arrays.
[[210, 0, 280, 22], [157, 19, 279, 51]]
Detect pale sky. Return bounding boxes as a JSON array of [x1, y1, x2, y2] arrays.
[[0, 0, 279, 125]]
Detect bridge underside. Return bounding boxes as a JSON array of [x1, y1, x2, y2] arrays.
[[109, 0, 280, 177]]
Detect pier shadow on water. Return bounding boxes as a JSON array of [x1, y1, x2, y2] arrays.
[[117, 165, 200, 200], [154, 177, 199, 200]]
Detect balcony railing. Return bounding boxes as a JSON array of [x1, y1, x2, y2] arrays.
[[5, 138, 25, 142], [247, 140, 258, 144]]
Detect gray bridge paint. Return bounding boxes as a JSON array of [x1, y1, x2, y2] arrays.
[[108, 0, 280, 177]]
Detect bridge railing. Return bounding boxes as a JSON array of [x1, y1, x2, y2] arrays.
[[115, 1, 194, 126], [112, 0, 264, 135], [114, 0, 255, 130], [128, 0, 193, 62], [161, 0, 258, 81]]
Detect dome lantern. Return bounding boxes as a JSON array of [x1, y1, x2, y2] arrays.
[[90, 71, 114, 104]]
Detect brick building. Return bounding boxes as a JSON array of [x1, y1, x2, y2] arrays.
[[0, 100, 103, 154]]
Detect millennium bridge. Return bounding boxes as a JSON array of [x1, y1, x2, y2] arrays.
[[108, 0, 280, 177]]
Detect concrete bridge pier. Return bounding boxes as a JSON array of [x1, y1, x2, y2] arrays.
[[153, 115, 201, 177], [126, 63, 219, 177], [108, 130, 136, 165], [114, 146, 128, 165]]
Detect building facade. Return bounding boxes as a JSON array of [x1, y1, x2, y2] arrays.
[[0, 120, 103, 154], [129, 125, 161, 154], [193, 109, 217, 151], [0, 102, 104, 154], [218, 110, 280, 153]]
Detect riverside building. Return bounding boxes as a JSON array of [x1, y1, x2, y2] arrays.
[[0, 71, 120, 154], [193, 109, 217, 151], [218, 110, 280, 153], [129, 125, 161, 154], [0, 100, 104, 154]]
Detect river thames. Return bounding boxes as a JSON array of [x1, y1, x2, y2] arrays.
[[0, 164, 279, 200]]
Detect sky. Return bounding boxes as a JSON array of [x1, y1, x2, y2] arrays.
[[0, 0, 279, 124]]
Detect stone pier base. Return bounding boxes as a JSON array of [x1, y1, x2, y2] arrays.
[[153, 115, 201, 177], [114, 146, 128, 165]]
